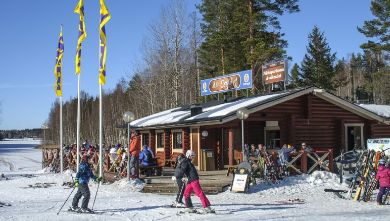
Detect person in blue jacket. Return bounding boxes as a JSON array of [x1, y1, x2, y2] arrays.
[[139, 145, 156, 167], [70, 154, 102, 213]]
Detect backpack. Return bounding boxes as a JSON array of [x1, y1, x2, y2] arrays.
[[145, 151, 153, 163]]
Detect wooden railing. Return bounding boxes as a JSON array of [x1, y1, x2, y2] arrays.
[[284, 148, 334, 174]]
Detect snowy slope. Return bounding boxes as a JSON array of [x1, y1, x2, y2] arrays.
[[1, 146, 390, 220]]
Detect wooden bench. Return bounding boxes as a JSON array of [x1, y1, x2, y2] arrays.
[[164, 159, 176, 168], [140, 165, 163, 176]]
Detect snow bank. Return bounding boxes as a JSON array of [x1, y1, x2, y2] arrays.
[[307, 171, 343, 187], [113, 178, 145, 192]]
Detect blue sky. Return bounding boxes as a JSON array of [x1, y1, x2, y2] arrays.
[[0, 0, 373, 130]]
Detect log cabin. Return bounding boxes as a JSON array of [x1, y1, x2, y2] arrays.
[[130, 87, 390, 171]]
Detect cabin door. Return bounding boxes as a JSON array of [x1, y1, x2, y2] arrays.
[[190, 128, 199, 167], [345, 124, 364, 151]]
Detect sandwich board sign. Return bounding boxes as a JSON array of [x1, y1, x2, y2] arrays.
[[231, 174, 249, 192]]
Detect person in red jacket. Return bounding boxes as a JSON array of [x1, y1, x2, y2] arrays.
[[376, 159, 390, 205], [129, 130, 141, 179]]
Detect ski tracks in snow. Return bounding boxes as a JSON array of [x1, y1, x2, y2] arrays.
[[0, 156, 15, 171]]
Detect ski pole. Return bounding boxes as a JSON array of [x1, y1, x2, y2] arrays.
[[92, 181, 100, 210], [57, 187, 76, 215]]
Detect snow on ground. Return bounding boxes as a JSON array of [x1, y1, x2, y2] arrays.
[[1, 142, 390, 220]]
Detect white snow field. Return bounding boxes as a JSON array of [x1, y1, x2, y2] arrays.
[[1, 140, 390, 221]]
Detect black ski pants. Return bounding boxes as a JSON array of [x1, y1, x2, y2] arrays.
[[175, 179, 185, 203], [72, 184, 90, 209]]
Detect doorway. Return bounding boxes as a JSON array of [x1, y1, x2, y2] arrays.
[[345, 124, 364, 151]]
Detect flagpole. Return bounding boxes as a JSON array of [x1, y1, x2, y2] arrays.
[[99, 85, 103, 178], [59, 24, 64, 174], [76, 74, 80, 172], [60, 96, 63, 173]]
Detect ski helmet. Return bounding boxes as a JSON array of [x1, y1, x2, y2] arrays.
[[186, 150, 196, 158], [378, 159, 386, 165]]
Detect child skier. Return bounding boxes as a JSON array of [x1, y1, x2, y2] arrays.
[[376, 159, 390, 205], [171, 153, 186, 208], [178, 150, 214, 213], [70, 154, 102, 213]]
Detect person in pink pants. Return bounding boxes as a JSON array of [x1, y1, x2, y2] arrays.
[[177, 150, 213, 213]]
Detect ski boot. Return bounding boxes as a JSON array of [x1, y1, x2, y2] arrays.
[[171, 201, 185, 208], [197, 206, 215, 214], [183, 207, 197, 213], [79, 207, 94, 213], [68, 206, 80, 212]]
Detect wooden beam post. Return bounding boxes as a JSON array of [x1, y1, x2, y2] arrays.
[[228, 128, 234, 166]]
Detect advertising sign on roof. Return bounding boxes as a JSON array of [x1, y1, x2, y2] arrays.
[[200, 70, 252, 96], [262, 60, 286, 84]]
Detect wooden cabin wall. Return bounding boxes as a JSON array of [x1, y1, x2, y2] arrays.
[[250, 94, 371, 156], [371, 123, 390, 138]]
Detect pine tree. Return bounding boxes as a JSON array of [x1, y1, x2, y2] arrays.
[[358, 0, 390, 104], [290, 63, 300, 88], [358, 0, 390, 56], [198, 0, 299, 94], [300, 26, 336, 91]]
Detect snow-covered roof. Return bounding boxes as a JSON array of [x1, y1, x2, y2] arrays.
[[185, 93, 285, 121], [130, 91, 290, 128], [358, 104, 390, 118], [130, 107, 189, 128], [130, 87, 390, 129]]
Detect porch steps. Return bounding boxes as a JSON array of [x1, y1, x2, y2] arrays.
[[142, 169, 232, 195]]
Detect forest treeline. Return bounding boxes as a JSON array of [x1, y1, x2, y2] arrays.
[[0, 129, 42, 140], [45, 0, 390, 145]]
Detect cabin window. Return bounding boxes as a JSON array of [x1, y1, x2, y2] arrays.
[[156, 132, 164, 149], [265, 130, 280, 149], [264, 121, 280, 148], [141, 133, 149, 147], [172, 131, 183, 149]]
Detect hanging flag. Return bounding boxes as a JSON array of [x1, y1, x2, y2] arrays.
[[99, 0, 111, 85], [54, 26, 64, 97], [74, 0, 87, 75]]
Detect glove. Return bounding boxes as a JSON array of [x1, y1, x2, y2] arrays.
[[181, 177, 188, 183], [96, 177, 103, 182], [171, 176, 176, 181]]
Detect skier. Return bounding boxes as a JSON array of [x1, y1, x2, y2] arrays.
[[179, 150, 214, 213], [171, 153, 186, 208], [376, 159, 390, 205], [70, 154, 102, 213]]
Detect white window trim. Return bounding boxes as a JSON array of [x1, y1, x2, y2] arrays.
[[155, 130, 164, 152], [140, 131, 150, 147], [171, 129, 183, 153], [344, 123, 364, 151]]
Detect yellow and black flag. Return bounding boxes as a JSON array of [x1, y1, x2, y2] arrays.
[[99, 0, 111, 85], [54, 26, 64, 97], [74, 0, 86, 75]]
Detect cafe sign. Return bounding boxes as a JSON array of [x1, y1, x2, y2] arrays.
[[200, 70, 252, 96], [262, 60, 286, 84]]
